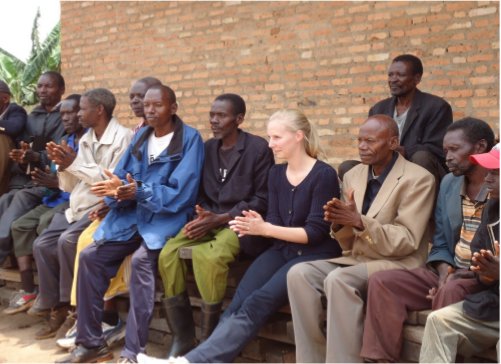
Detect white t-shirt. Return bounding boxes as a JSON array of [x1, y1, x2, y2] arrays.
[[148, 131, 174, 164]]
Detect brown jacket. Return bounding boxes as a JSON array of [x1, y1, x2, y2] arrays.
[[331, 154, 435, 276]]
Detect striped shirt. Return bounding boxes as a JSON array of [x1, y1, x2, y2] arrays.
[[454, 184, 489, 269]]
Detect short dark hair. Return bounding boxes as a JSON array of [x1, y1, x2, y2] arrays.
[[41, 71, 65, 90], [65, 94, 81, 106], [147, 84, 176, 104], [392, 54, 423, 76], [447, 117, 495, 150], [83, 88, 116, 120], [137, 77, 162, 88], [215, 93, 246, 116]]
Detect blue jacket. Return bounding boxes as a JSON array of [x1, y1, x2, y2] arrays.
[[426, 173, 464, 266], [93, 116, 204, 250]]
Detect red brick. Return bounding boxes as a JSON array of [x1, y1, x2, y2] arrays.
[[60, 1, 499, 162]]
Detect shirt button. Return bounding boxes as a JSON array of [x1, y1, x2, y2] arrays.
[[288, 210, 292, 214], [297, 250, 302, 256]]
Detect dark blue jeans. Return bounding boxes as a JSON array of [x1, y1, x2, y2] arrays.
[[185, 246, 333, 363], [75, 238, 160, 361]]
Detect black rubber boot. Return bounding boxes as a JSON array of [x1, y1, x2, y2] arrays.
[[163, 292, 197, 358], [200, 301, 222, 341]]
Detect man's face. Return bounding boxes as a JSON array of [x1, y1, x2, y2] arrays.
[[358, 118, 397, 170], [142, 89, 177, 130], [60, 99, 82, 135], [77, 96, 99, 129], [129, 81, 149, 118], [484, 169, 499, 199], [387, 61, 421, 97], [209, 99, 242, 140], [443, 129, 479, 176], [37, 74, 64, 108]]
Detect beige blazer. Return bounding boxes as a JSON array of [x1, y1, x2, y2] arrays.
[[331, 154, 435, 276]]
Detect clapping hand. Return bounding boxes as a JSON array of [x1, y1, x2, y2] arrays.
[[46, 140, 76, 170], [229, 210, 267, 237], [9, 141, 40, 164]]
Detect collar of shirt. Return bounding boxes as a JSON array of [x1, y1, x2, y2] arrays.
[[366, 151, 398, 185], [459, 181, 490, 203]]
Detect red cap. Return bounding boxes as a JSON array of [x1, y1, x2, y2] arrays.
[[469, 143, 500, 169]]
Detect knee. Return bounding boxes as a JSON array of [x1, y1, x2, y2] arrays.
[[287, 262, 309, 286], [79, 245, 97, 268], [10, 219, 23, 233]]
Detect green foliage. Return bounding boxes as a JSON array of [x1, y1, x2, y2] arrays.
[[0, 9, 60, 107]]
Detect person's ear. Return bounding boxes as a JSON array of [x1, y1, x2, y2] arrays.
[[170, 102, 178, 115], [476, 139, 489, 154], [295, 130, 305, 143], [389, 135, 399, 150], [414, 73, 422, 86], [97, 104, 105, 116], [235, 113, 244, 126]]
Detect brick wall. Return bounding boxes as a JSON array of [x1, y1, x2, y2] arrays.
[[61, 1, 499, 165]]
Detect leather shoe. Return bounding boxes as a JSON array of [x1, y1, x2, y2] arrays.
[[55, 343, 113, 363]]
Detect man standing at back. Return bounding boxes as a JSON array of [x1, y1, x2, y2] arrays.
[[369, 54, 452, 182], [158, 93, 274, 357], [339, 55, 452, 184]]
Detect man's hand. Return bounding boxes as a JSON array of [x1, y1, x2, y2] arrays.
[[91, 169, 124, 197], [427, 264, 456, 300], [323, 190, 363, 230], [9, 141, 40, 164], [115, 173, 137, 202], [183, 205, 229, 240], [88, 202, 111, 221], [31, 166, 59, 188], [46, 140, 76, 170], [471, 242, 499, 284]]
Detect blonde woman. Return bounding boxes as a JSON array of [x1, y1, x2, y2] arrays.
[[141, 110, 341, 363]]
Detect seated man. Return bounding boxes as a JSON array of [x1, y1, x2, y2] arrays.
[[57, 85, 204, 363], [158, 93, 274, 356], [4, 94, 85, 315], [420, 144, 499, 363], [0, 80, 27, 195], [339, 54, 452, 184], [0, 71, 65, 265], [55, 76, 163, 350], [360, 118, 495, 362], [287, 114, 436, 362], [30, 88, 132, 340]]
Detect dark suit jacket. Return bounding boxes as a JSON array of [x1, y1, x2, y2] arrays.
[[0, 102, 27, 142], [198, 129, 274, 219], [369, 89, 452, 163]]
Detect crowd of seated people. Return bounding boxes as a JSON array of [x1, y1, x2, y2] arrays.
[[0, 53, 497, 364]]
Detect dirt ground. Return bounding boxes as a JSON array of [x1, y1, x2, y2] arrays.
[[0, 295, 165, 363]]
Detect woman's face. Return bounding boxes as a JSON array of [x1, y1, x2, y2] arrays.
[[267, 119, 302, 160]]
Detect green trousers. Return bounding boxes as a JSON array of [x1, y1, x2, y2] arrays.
[[11, 202, 69, 257], [158, 227, 239, 304]]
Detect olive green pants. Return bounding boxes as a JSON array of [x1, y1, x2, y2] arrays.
[[11, 201, 69, 257], [159, 227, 239, 304]]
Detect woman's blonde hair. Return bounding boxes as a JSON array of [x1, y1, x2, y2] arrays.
[[268, 109, 324, 159]]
